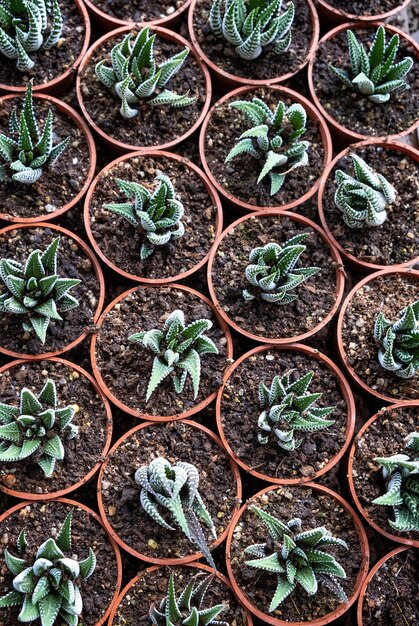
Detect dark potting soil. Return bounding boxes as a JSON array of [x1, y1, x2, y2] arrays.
[[79, 33, 207, 149], [322, 0, 404, 16], [341, 273, 419, 400], [352, 405, 419, 543], [0, 99, 90, 220], [0, 0, 85, 88], [89, 0, 188, 22], [192, 0, 313, 81], [0, 360, 109, 495], [0, 227, 100, 356], [93, 286, 229, 417], [0, 500, 119, 626], [100, 421, 239, 560], [362, 549, 419, 626], [204, 88, 326, 208], [88, 154, 218, 281], [220, 348, 348, 481], [312, 28, 419, 137], [210, 215, 339, 340], [229, 486, 363, 621]]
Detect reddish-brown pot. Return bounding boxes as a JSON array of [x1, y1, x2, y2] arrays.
[[315, 0, 412, 24], [199, 85, 333, 212], [82, 0, 192, 32], [76, 25, 212, 155], [0, 92, 96, 224], [84, 149, 223, 283], [0, 357, 113, 501], [0, 222, 105, 361], [97, 419, 242, 565], [226, 482, 370, 626], [216, 343, 356, 484]]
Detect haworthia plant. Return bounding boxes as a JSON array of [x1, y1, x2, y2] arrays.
[[329, 25, 414, 103], [0, 236, 81, 343], [135, 457, 217, 568], [103, 173, 185, 261], [225, 97, 310, 195], [209, 0, 295, 61], [405, 431, 419, 452], [374, 300, 419, 379], [0, 512, 96, 626], [95, 26, 196, 119]]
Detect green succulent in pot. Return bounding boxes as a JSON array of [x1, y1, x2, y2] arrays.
[[374, 300, 419, 379]]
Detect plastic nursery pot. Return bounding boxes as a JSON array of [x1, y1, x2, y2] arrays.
[[188, 0, 320, 90], [199, 85, 332, 212], [97, 419, 242, 565], [83, 149, 223, 284], [318, 139, 419, 273], [82, 0, 192, 32], [207, 211, 345, 344], [0, 357, 113, 501], [76, 25, 212, 155], [90, 283, 233, 421], [336, 267, 419, 403], [0, 92, 96, 224], [347, 401, 419, 548], [226, 482, 370, 626], [216, 343, 356, 484], [0, 0, 91, 96], [308, 22, 419, 145], [0, 497, 122, 626], [0, 222, 105, 360], [314, 0, 412, 24], [108, 562, 254, 625]]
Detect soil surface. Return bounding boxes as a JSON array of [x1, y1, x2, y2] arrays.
[[89, 0, 188, 22], [99, 421, 239, 560], [322, 0, 405, 16]]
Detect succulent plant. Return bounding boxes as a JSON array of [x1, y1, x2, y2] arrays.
[[0, 512, 96, 626], [0, 82, 70, 184], [225, 97, 310, 195], [329, 25, 414, 104], [243, 234, 320, 303], [135, 457, 217, 568], [0, 236, 81, 344], [374, 300, 419, 379], [103, 173, 185, 261], [405, 431, 419, 452], [257, 369, 336, 451], [0, 379, 78, 477], [95, 26, 196, 119], [0, 0, 63, 72], [334, 153, 396, 228], [209, 0, 295, 61], [129, 309, 219, 401]]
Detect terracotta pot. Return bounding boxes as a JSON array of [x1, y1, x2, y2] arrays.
[[0, 357, 113, 501], [0, 0, 91, 96], [318, 138, 419, 273], [347, 401, 419, 548], [97, 419, 242, 565], [84, 149, 223, 283], [188, 0, 320, 90], [0, 93, 96, 224], [199, 85, 332, 212], [336, 267, 419, 403], [108, 562, 254, 625], [207, 210, 345, 344], [308, 22, 419, 145], [315, 0, 412, 24], [76, 25, 212, 155], [82, 0, 192, 32], [0, 497, 122, 626], [90, 283, 233, 421], [226, 482, 370, 626], [216, 343, 356, 484], [0, 222, 105, 361]]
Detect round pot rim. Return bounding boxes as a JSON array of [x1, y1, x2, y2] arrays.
[[315, 0, 412, 23], [0, 357, 113, 501], [198, 84, 333, 212], [207, 210, 346, 344], [0, 92, 97, 224], [216, 342, 356, 484], [75, 24, 212, 154], [225, 482, 370, 626], [82, 0, 192, 29], [0, 222, 105, 360], [97, 419, 242, 565], [83, 149, 223, 284]]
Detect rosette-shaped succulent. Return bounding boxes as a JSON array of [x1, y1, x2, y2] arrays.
[[374, 300, 419, 379]]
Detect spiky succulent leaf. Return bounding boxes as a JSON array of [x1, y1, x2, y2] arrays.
[[374, 301, 419, 379]]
